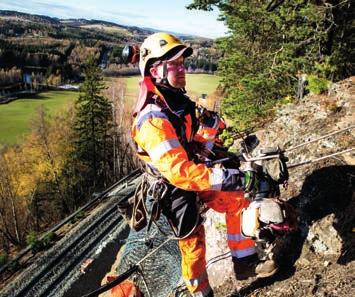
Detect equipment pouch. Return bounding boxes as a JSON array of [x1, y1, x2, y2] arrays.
[[263, 154, 289, 184], [241, 205, 260, 238]]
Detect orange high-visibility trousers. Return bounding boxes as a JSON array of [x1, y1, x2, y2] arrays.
[[178, 191, 255, 296]]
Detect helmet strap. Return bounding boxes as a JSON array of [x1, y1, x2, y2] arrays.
[[155, 61, 169, 85], [162, 61, 168, 80]]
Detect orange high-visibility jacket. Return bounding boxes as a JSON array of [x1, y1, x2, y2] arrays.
[[131, 78, 245, 192]]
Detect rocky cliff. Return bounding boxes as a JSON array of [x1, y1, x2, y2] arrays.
[[207, 77, 354, 296]]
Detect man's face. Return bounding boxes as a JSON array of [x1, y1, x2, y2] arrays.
[[150, 56, 186, 88]]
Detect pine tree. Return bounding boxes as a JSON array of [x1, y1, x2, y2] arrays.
[[73, 57, 114, 193], [188, 0, 353, 129]]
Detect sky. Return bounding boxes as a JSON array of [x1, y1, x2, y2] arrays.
[[0, 0, 228, 38]]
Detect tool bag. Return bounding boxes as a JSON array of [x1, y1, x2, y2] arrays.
[[261, 150, 289, 185], [108, 277, 143, 297]]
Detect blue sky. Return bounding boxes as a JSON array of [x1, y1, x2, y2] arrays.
[[0, 0, 228, 38]]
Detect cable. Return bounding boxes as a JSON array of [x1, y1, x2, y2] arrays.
[[285, 125, 354, 152], [206, 251, 231, 269], [288, 147, 354, 169]]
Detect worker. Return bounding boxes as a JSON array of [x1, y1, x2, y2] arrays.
[[130, 32, 276, 297]]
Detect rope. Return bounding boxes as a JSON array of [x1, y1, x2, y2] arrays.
[[136, 237, 173, 266], [285, 125, 354, 152]]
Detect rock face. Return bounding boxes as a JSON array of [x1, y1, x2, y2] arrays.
[[307, 214, 343, 256], [204, 210, 234, 288], [205, 77, 354, 296]]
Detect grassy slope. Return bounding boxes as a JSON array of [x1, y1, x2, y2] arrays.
[[0, 91, 77, 145], [0, 74, 220, 145]]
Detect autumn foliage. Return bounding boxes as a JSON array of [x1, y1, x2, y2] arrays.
[[0, 59, 137, 254]]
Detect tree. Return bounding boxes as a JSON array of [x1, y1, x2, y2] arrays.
[[0, 146, 35, 247], [103, 78, 139, 178], [73, 56, 114, 193], [188, 0, 353, 128]]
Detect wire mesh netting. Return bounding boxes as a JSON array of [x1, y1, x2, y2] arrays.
[[116, 201, 182, 297]]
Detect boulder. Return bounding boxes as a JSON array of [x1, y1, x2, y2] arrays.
[[307, 214, 343, 256]]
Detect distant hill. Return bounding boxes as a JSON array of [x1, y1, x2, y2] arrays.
[[0, 10, 210, 41], [0, 10, 218, 91], [0, 10, 61, 24]]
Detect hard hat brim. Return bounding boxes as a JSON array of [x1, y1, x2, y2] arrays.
[[166, 46, 193, 62]]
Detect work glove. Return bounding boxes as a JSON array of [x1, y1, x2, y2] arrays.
[[243, 170, 259, 200], [243, 167, 272, 201], [243, 162, 272, 201]]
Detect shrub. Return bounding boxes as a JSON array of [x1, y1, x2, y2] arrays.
[[42, 232, 57, 246], [306, 75, 331, 95], [26, 231, 44, 254], [0, 252, 8, 268]]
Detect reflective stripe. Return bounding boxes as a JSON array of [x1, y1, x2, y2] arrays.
[[137, 103, 161, 118], [184, 270, 208, 287], [211, 168, 224, 191], [230, 246, 256, 258], [136, 104, 168, 129], [192, 285, 212, 297], [205, 140, 214, 150], [137, 111, 169, 129], [149, 138, 181, 161], [227, 233, 245, 242]]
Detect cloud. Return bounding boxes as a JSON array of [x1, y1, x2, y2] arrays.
[[0, 0, 227, 38]]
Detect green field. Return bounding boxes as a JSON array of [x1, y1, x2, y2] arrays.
[[124, 73, 220, 104], [186, 73, 221, 97], [0, 74, 220, 145], [0, 91, 78, 145]]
